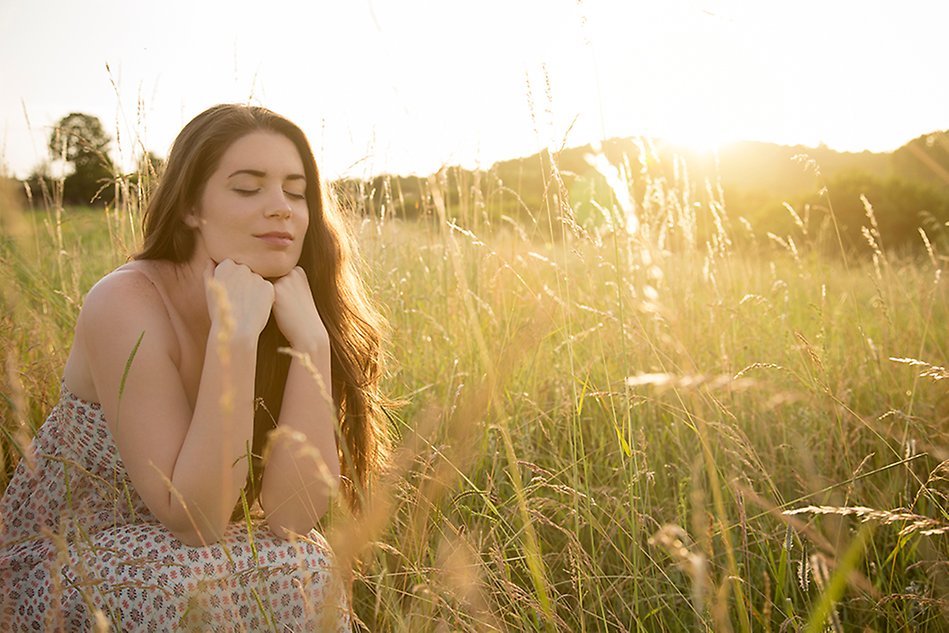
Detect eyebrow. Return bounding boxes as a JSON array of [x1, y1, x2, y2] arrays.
[[227, 169, 306, 181]]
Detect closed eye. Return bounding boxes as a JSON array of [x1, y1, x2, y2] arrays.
[[285, 191, 306, 200], [234, 188, 260, 196]]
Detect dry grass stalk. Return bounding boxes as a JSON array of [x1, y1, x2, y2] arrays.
[[625, 372, 755, 392], [648, 524, 708, 619], [888, 356, 949, 381], [808, 552, 844, 633], [784, 505, 949, 537]]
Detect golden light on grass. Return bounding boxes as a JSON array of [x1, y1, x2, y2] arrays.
[[2, 105, 948, 630]]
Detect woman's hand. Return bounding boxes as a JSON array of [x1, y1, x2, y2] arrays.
[[272, 267, 330, 351], [206, 259, 274, 339]]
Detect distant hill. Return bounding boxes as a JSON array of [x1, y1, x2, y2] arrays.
[[341, 130, 949, 255], [892, 131, 949, 188]]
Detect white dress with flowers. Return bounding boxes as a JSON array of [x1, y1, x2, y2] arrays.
[[0, 383, 350, 632]]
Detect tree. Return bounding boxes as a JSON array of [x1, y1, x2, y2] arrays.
[[126, 150, 164, 201], [796, 170, 949, 256], [892, 131, 949, 190], [48, 112, 115, 205]]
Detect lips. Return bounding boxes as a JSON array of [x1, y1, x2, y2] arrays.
[[255, 231, 294, 247]]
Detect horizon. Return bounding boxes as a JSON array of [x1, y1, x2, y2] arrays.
[[5, 115, 943, 184]]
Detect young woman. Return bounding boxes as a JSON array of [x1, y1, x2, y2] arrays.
[[0, 104, 389, 631]]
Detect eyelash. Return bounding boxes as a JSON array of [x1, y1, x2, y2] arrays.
[[234, 189, 305, 200]]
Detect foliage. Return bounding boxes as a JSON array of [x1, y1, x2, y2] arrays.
[[805, 171, 949, 255], [893, 131, 949, 189], [40, 112, 116, 206], [334, 134, 949, 261], [47, 112, 111, 165]]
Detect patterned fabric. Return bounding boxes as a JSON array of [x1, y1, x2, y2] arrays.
[[0, 384, 350, 632]]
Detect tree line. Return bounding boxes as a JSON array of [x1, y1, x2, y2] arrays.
[[12, 112, 949, 258]]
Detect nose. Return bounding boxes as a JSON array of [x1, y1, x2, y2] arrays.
[[266, 205, 291, 219], [266, 191, 293, 219]]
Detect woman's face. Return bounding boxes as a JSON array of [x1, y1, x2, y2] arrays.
[[187, 131, 309, 279]]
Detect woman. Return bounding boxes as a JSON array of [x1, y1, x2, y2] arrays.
[[0, 104, 389, 631]]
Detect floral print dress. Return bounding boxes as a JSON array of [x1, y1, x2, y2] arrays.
[[0, 384, 350, 632]]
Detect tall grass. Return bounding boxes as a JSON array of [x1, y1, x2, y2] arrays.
[[1, 142, 947, 631]]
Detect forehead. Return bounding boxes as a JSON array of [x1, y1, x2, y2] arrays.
[[216, 131, 305, 175]]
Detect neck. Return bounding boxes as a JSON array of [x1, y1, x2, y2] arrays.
[[170, 257, 212, 347]]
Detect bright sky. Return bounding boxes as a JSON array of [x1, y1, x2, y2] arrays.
[[1, 0, 947, 180]]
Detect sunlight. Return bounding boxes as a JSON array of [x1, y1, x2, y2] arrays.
[[660, 126, 737, 155], [1, 0, 947, 179]]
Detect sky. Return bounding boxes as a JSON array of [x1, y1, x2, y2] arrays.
[[1, 0, 947, 181]]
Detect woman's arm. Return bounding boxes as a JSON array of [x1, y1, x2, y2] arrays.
[[260, 268, 341, 538], [80, 262, 272, 546], [166, 324, 258, 545], [259, 342, 340, 538]]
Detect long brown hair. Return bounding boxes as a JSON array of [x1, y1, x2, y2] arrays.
[[136, 104, 389, 514]]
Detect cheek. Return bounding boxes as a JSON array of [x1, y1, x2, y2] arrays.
[[297, 210, 310, 239], [205, 218, 239, 244]]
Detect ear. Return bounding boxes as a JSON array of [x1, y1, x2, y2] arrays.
[[183, 212, 201, 229]]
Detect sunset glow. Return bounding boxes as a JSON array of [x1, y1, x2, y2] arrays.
[[1, 0, 946, 179]]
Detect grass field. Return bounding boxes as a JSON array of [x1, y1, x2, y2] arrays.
[[1, 155, 947, 631]]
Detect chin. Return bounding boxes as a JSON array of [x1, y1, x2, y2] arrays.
[[212, 247, 301, 279], [255, 264, 296, 279], [229, 256, 296, 279]]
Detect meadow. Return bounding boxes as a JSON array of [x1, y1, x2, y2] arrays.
[[1, 149, 947, 631]]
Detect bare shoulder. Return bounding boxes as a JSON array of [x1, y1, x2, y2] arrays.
[[76, 263, 179, 361], [84, 261, 163, 303], [63, 262, 181, 403]]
